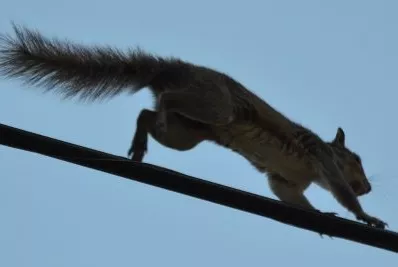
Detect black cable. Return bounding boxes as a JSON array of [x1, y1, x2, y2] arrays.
[[1, 123, 397, 253]]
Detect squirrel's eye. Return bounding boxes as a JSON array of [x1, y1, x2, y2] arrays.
[[353, 154, 361, 163]]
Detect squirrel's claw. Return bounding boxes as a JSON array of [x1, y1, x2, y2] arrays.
[[356, 212, 388, 229]]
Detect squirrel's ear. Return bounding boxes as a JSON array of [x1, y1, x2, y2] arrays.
[[332, 127, 345, 147]]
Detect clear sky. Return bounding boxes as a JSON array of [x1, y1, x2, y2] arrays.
[[0, 0, 397, 266]]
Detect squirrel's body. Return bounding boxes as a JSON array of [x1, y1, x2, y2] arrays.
[[0, 24, 387, 228]]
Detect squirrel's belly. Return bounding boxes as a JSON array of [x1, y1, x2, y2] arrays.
[[236, 141, 312, 178]]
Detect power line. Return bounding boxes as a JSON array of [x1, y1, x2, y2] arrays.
[[1, 122, 397, 253]]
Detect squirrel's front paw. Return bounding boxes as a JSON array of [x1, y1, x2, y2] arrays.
[[356, 212, 388, 229]]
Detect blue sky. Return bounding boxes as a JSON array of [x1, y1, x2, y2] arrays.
[[1, 0, 397, 266]]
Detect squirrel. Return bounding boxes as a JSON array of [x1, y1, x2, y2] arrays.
[[0, 24, 387, 229]]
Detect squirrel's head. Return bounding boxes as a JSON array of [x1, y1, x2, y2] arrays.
[[327, 127, 371, 196]]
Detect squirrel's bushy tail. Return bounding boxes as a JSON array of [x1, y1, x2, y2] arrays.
[[0, 24, 168, 101]]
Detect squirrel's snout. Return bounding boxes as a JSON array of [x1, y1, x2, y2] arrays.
[[350, 180, 371, 196]]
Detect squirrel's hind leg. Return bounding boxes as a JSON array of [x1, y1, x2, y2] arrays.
[[128, 109, 208, 162]]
